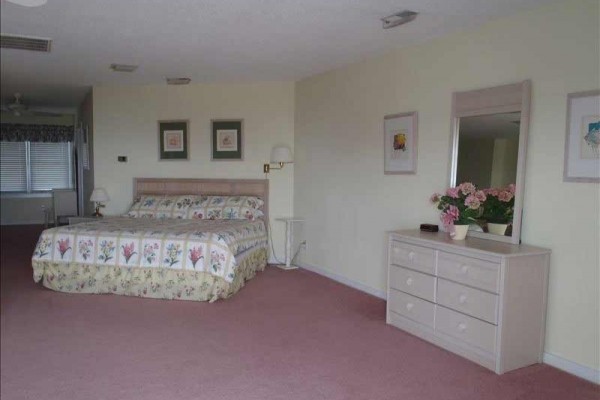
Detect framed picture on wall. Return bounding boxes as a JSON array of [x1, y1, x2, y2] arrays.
[[563, 90, 600, 182], [384, 112, 418, 174], [211, 119, 243, 160], [159, 120, 189, 160]]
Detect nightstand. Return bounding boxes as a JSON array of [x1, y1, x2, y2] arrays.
[[275, 217, 304, 270], [68, 216, 103, 225]]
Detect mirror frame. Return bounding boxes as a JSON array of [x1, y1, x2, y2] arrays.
[[449, 80, 531, 244]]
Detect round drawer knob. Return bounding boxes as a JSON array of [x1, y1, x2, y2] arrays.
[[406, 303, 414, 311], [459, 294, 467, 304], [406, 278, 413, 286], [457, 322, 467, 332], [460, 265, 469, 274]]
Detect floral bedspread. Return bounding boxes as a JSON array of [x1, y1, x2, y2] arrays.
[[32, 218, 267, 282]]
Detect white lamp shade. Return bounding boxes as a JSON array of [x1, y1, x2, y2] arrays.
[[90, 188, 110, 203], [270, 146, 293, 164]]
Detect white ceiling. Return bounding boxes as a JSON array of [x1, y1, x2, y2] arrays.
[[0, 0, 557, 108]]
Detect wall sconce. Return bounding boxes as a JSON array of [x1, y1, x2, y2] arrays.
[[264, 145, 293, 173], [90, 188, 110, 217]]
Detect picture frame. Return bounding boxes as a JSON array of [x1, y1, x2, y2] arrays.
[[384, 111, 418, 174], [211, 119, 243, 161], [563, 90, 600, 183], [158, 120, 189, 160]]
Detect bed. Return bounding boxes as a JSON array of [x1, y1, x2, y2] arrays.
[[31, 178, 270, 302]]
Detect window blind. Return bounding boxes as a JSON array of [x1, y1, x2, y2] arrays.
[[30, 142, 73, 191], [0, 141, 27, 192]]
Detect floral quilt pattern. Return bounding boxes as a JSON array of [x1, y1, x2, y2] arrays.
[[32, 218, 267, 283], [126, 195, 207, 219], [33, 246, 268, 302], [185, 195, 265, 221]]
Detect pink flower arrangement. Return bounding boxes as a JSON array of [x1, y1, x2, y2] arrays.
[[431, 182, 481, 227], [481, 184, 515, 224]]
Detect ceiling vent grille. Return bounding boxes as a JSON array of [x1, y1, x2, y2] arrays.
[[0, 34, 52, 52], [166, 78, 191, 85], [110, 63, 138, 72]]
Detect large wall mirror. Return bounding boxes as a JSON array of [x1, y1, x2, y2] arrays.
[[449, 80, 531, 244]]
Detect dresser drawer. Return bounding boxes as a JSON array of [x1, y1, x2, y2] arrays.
[[437, 278, 499, 324], [389, 290, 435, 328], [437, 252, 500, 293], [435, 306, 497, 354], [389, 241, 435, 274], [389, 265, 435, 302]]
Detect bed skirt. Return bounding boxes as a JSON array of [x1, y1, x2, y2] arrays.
[[32, 245, 268, 303]]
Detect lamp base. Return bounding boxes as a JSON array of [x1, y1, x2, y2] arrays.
[[92, 205, 103, 217]]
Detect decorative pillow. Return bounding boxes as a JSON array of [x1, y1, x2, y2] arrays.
[[126, 195, 206, 219], [206, 195, 263, 209], [185, 196, 265, 221], [187, 206, 264, 221]]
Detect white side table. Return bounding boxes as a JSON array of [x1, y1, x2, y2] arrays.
[[275, 217, 304, 270], [68, 216, 115, 225], [68, 216, 101, 225]]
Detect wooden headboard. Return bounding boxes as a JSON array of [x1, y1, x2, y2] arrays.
[[133, 178, 269, 226]]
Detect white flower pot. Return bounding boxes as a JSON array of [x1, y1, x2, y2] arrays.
[[450, 225, 469, 240], [488, 223, 508, 236]]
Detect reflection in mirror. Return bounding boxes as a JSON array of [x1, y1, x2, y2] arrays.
[[450, 80, 530, 244], [456, 112, 520, 188]]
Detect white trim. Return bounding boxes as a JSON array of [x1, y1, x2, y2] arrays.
[[297, 261, 387, 300], [543, 352, 600, 384]]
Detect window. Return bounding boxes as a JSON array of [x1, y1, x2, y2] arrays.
[[0, 141, 73, 193]]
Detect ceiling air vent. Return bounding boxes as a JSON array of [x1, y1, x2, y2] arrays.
[[0, 34, 52, 52], [110, 63, 138, 72], [166, 78, 191, 85]]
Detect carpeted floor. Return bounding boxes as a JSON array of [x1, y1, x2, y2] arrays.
[[1, 225, 598, 400]]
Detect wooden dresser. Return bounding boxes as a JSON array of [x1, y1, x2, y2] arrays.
[[386, 229, 550, 374]]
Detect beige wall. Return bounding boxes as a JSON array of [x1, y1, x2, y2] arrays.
[[93, 82, 294, 261], [295, 0, 599, 371]]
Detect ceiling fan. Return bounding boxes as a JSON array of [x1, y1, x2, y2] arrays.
[[1, 93, 65, 117]]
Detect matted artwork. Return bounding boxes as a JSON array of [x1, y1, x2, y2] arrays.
[[384, 112, 418, 174], [159, 120, 188, 160], [216, 129, 238, 152], [564, 90, 600, 182], [164, 131, 184, 151], [212, 120, 242, 160]]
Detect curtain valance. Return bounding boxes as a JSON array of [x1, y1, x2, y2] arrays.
[[0, 123, 74, 143]]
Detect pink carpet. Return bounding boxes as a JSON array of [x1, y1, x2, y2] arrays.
[[1, 225, 598, 400]]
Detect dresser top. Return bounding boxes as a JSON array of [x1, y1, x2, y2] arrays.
[[389, 229, 551, 258]]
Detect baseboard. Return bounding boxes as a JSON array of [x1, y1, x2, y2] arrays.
[[297, 261, 387, 300], [543, 352, 600, 384]]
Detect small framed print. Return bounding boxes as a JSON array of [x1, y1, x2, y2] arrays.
[[159, 120, 188, 160], [384, 111, 418, 174], [211, 119, 243, 160], [563, 90, 600, 182]]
